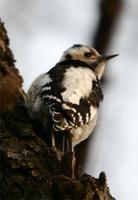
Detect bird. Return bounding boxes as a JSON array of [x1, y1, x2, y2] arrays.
[[27, 44, 118, 153]]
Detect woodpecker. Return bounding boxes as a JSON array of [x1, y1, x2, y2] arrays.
[[27, 44, 118, 152]]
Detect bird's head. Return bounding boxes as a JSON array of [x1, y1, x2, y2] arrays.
[[60, 44, 118, 79]]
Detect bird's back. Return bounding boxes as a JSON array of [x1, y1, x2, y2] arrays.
[[41, 60, 103, 134]]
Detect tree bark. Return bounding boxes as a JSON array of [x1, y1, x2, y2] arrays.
[[0, 19, 115, 200], [93, 0, 123, 54]]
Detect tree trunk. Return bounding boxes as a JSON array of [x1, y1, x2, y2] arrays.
[[0, 19, 115, 200]]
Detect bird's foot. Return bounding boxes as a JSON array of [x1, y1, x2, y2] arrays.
[[61, 151, 76, 178], [50, 146, 63, 161], [63, 132, 73, 153]]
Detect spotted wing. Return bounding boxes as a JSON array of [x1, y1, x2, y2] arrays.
[[41, 62, 103, 131]]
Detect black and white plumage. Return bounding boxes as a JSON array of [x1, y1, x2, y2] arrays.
[[27, 44, 118, 151]]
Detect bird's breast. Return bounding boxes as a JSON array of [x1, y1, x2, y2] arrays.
[[61, 67, 96, 105]]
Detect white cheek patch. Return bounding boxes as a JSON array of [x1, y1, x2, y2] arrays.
[[95, 62, 105, 79]]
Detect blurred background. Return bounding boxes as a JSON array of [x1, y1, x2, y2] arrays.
[[0, 0, 138, 199]]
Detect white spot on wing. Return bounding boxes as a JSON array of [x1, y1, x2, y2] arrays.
[[71, 113, 76, 123], [71, 112, 97, 146], [86, 113, 89, 123], [43, 95, 61, 103], [78, 112, 83, 126], [62, 103, 77, 113], [41, 86, 51, 92], [62, 91, 80, 105]]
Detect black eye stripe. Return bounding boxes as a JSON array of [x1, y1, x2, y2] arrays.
[[84, 52, 92, 57], [72, 44, 82, 48]]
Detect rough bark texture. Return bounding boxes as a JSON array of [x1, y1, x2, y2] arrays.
[[0, 20, 115, 200]]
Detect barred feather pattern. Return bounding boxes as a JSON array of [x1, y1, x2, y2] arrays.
[[41, 60, 103, 136]]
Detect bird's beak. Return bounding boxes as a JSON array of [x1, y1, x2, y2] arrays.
[[90, 54, 119, 70], [101, 54, 119, 61]]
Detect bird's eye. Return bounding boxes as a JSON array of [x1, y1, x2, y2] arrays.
[[84, 52, 92, 58]]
